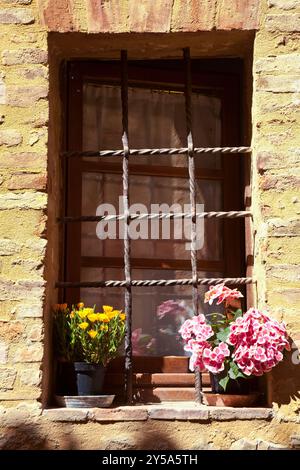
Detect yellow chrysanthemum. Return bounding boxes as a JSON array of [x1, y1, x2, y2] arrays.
[[119, 313, 126, 321], [103, 305, 113, 314], [88, 330, 97, 338], [100, 324, 108, 331], [77, 302, 84, 309], [78, 322, 89, 330], [78, 308, 94, 319], [87, 313, 98, 322], [78, 311, 87, 319], [97, 313, 110, 323]]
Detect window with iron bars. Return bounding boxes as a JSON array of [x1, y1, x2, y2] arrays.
[[57, 48, 253, 405]]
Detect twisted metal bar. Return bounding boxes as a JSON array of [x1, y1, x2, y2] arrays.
[[56, 277, 254, 288], [184, 47, 202, 404], [62, 146, 251, 158], [121, 50, 133, 405], [58, 210, 253, 223]]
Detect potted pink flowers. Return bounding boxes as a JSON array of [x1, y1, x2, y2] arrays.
[[179, 284, 290, 403]]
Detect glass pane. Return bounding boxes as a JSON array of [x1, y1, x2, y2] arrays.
[[78, 267, 223, 357], [82, 84, 221, 169], [81, 171, 222, 261]]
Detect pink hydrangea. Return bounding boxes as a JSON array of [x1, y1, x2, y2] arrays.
[[157, 300, 185, 320], [204, 283, 243, 306], [179, 315, 214, 371], [228, 308, 290, 376], [202, 342, 230, 374]]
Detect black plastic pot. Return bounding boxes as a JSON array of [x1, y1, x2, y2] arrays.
[[210, 372, 250, 394], [74, 362, 106, 396]]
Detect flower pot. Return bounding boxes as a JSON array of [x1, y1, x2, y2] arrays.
[[210, 372, 250, 394], [74, 362, 106, 396]]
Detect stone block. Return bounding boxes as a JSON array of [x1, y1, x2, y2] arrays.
[[0, 8, 34, 24], [90, 407, 148, 422], [0, 341, 8, 364], [266, 14, 300, 31], [0, 129, 22, 147], [230, 438, 257, 450], [129, 0, 172, 33], [268, 0, 300, 9], [19, 366, 41, 387], [0, 368, 16, 390], [6, 86, 48, 107], [209, 407, 273, 421], [256, 75, 300, 93], [171, 0, 215, 32], [0, 191, 47, 210], [13, 343, 43, 363], [148, 406, 209, 421], [2, 48, 47, 66], [0, 152, 47, 171], [8, 173, 47, 191], [43, 408, 89, 422], [216, 0, 260, 30]]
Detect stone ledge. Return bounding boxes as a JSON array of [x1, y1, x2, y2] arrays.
[[43, 403, 273, 423]]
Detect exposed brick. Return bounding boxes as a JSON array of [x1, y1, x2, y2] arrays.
[[266, 14, 300, 31], [90, 407, 148, 422], [19, 366, 41, 387], [0, 152, 47, 170], [13, 343, 43, 363], [216, 0, 260, 30], [148, 407, 209, 421], [8, 173, 47, 191], [0, 279, 45, 301], [257, 151, 300, 173], [129, 0, 172, 33], [0, 129, 22, 147], [39, 0, 74, 32], [0, 238, 20, 256], [0, 321, 23, 341], [6, 86, 48, 108], [257, 75, 300, 93], [268, 0, 300, 9], [2, 48, 48, 66], [0, 191, 47, 210], [171, 0, 214, 32], [256, 55, 300, 74], [19, 67, 48, 80], [0, 8, 34, 24], [43, 408, 89, 423], [0, 368, 16, 390], [260, 174, 300, 191], [0, 341, 8, 364], [267, 218, 300, 236]]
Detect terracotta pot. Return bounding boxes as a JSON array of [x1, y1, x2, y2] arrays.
[[203, 392, 260, 407]]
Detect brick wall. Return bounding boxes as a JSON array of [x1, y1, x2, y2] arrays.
[[0, 0, 299, 449]]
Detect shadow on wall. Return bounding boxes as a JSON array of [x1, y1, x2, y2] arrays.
[[0, 423, 77, 450], [271, 338, 300, 408]]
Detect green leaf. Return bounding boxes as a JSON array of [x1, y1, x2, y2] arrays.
[[229, 361, 246, 379], [216, 326, 230, 343], [218, 375, 230, 391], [233, 309, 243, 320]]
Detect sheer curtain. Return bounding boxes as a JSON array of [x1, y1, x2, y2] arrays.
[[81, 84, 223, 356]]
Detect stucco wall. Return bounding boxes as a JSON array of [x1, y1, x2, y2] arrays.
[[0, 0, 299, 449]]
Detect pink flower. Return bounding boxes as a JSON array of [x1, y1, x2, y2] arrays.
[[204, 283, 243, 306], [228, 308, 290, 376], [157, 300, 185, 319], [202, 343, 230, 374], [132, 328, 155, 356]]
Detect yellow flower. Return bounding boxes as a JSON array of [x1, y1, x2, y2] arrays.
[[103, 305, 113, 314], [106, 310, 120, 320], [77, 302, 84, 309], [70, 311, 75, 319], [87, 313, 98, 322], [88, 330, 97, 338], [78, 308, 94, 319], [78, 322, 89, 330], [100, 324, 108, 331], [97, 313, 110, 323], [119, 313, 126, 321]]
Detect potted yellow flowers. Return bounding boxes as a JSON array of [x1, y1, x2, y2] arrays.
[[53, 303, 125, 399]]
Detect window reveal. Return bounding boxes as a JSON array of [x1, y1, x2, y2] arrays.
[[57, 49, 253, 404]]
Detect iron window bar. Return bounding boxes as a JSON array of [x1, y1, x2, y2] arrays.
[[61, 146, 251, 158], [58, 48, 254, 405]]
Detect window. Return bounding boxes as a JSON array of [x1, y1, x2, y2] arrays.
[[58, 49, 252, 404]]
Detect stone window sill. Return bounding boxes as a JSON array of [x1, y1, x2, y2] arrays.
[[42, 402, 273, 423]]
